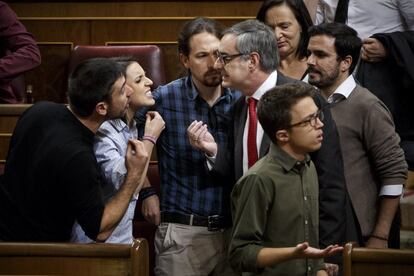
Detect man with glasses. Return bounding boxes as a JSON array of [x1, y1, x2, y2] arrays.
[[188, 19, 348, 271], [137, 17, 241, 276], [230, 82, 342, 275], [307, 23, 407, 249]]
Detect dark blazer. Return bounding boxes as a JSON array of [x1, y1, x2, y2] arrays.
[[214, 72, 348, 261]]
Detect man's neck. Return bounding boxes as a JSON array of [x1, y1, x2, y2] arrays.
[[192, 78, 222, 107], [320, 73, 350, 99], [279, 142, 306, 161], [67, 106, 103, 134], [243, 70, 271, 97]]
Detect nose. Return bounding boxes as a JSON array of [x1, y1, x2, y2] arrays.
[[145, 76, 153, 87], [307, 53, 315, 66], [275, 27, 283, 40], [316, 117, 324, 128], [208, 53, 217, 67]]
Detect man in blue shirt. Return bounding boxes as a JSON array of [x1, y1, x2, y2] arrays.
[[137, 17, 241, 275]]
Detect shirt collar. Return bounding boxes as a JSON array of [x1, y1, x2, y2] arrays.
[[247, 70, 278, 102], [268, 143, 311, 173], [328, 75, 356, 102], [109, 118, 136, 133]]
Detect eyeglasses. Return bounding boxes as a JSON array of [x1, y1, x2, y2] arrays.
[[214, 50, 246, 65], [288, 109, 324, 128]]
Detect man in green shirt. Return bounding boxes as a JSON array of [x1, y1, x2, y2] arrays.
[[229, 82, 342, 276]]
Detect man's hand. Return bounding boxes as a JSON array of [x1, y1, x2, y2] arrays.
[[144, 111, 165, 139], [187, 120, 218, 157], [294, 242, 343, 259], [324, 263, 339, 276], [361, 38, 387, 63], [125, 140, 148, 183], [142, 194, 160, 225]]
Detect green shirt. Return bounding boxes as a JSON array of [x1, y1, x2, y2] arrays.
[[229, 143, 324, 276]]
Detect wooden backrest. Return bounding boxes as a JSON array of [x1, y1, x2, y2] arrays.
[[0, 238, 148, 276], [343, 242, 414, 276]]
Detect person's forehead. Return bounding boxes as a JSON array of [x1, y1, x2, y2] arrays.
[[219, 34, 237, 52], [309, 34, 335, 48], [189, 32, 220, 52], [291, 97, 317, 116]]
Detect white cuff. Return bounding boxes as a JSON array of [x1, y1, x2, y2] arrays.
[[379, 184, 403, 197]]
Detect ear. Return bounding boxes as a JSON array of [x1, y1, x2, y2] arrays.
[[340, 55, 352, 73], [276, 129, 289, 143], [249, 52, 260, 71], [179, 53, 190, 69], [95, 101, 108, 116]]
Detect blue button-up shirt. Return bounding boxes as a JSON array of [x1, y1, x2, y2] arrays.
[[71, 119, 138, 244], [137, 75, 241, 218]]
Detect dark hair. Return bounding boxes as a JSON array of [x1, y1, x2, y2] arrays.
[[178, 17, 224, 56], [256, 0, 313, 59], [68, 58, 125, 117], [223, 19, 279, 73], [308, 23, 362, 73], [257, 82, 316, 144], [110, 56, 138, 72]]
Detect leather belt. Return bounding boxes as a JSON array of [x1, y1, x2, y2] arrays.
[[161, 212, 229, 231]]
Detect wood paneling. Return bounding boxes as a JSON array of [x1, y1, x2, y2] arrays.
[[0, 104, 32, 163], [5, 2, 259, 102]]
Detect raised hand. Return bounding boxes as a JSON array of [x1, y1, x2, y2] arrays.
[[144, 111, 165, 139], [187, 120, 218, 157], [294, 242, 343, 259]]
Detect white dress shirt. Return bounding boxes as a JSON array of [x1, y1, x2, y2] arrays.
[[242, 71, 278, 174], [316, 0, 414, 39]]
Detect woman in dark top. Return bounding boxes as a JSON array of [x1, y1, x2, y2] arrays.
[[257, 0, 313, 80]]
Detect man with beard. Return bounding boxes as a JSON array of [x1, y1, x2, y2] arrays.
[[188, 19, 347, 272], [136, 17, 241, 276], [0, 58, 148, 242], [307, 23, 407, 249]]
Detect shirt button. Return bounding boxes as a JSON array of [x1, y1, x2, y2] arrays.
[[308, 266, 311, 271], [305, 220, 308, 225], [304, 196, 307, 201]]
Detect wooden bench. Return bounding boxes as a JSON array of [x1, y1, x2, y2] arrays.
[[343, 242, 414, 276], [0, 238, 148, 276]]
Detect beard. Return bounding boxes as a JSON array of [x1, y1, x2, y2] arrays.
[[106, 102, 128, 120], [308, 65, 340, 89], [202, 69, 223, 87]]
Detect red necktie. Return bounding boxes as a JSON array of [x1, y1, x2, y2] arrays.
[[247, 97, 258, 168]]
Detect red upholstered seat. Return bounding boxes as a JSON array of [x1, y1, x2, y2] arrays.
[[68, 45, 166, 90]]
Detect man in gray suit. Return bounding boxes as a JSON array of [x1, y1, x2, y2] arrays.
[[307, 22, 407, 249], [188, 19, 348, 269]]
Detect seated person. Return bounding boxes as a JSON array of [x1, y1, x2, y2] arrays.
[[229, 82, 342, 275], [0, 58, 147, 242], [0, 1, 41, 103], [71, 57, 165, 243]]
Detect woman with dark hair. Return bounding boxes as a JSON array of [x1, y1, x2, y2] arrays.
[[257, 0, 313, 80], [71, 57, 165, 244]]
